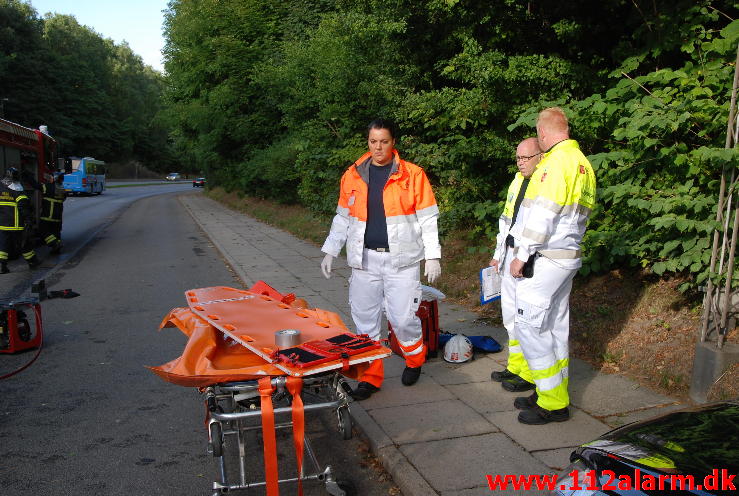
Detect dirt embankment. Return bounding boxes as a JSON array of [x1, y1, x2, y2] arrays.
[[441, 235, 738, 402]]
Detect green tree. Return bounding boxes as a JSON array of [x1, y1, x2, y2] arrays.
[[160, 0, 739, 287], [1, 1, 172, 166], [0, 0, 55, 124]]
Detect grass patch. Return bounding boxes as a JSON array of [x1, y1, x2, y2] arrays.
[[658, 371, 685, 389], [207, 187, 331, 245], [601, 351, 622, 364]]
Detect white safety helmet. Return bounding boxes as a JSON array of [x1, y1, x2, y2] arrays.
[[443, 334, 473, 363]]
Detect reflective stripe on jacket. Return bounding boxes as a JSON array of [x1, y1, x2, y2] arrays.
[[492, 172, 539, 262], [40, 183, 65, 222], [322, 150, 441, 269], [0, 185, 29, 231], [513, 140, 596, 269]]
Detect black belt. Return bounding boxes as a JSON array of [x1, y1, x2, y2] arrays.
[[365, 247, 388, 252]]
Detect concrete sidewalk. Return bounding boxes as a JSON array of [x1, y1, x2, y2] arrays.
[[180, 192, 684, 495]]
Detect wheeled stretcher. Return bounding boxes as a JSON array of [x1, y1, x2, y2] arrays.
[[205, 375, 353, 495], [150, 282, 391, 495]]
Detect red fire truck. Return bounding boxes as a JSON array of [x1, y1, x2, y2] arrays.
[[0, 117, 59, 228], [0, 119, 56, 353]]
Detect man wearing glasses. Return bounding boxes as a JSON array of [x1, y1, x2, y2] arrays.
[[489, 137, 541, 393], [508, 107, 596, 424]]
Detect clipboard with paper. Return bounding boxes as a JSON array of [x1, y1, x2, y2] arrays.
[[479, 266, 502, 304]]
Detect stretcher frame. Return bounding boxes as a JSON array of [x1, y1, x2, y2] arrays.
[[205, 373, 354, 496], [152, 283, 391, 495]]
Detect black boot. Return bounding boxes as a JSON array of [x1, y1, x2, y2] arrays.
[[27, 255, 41, 269], [518, 405, 570, 425], [491, 368, 518, 382], [514, 391, 538, 410], [349, 382, 380, 401], [401, 366, 422, 386], [0, 262, 8, 274], [502, 376, 536, 392], [51, 240, 62, 254]]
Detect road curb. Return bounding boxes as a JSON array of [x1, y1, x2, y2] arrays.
[[350, 401, 437, 496]]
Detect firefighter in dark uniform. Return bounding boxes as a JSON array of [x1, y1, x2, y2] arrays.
[[24, 170, 65, 254], [0, 168, 40, 274]]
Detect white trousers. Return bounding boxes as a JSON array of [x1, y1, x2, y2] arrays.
[[500, 246, 530, 379], [349, 249, 423, 349], [500, 247, 517, 349], [514, 255, 577, 410]]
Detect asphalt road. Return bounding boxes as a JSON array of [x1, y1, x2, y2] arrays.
[[2, 181, 193, 301], [0, 189, 396, 495]]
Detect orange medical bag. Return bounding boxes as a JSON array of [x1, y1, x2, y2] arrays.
[[387, 299, 440, 359]]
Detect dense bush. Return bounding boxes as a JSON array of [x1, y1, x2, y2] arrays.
[[161, 0, 739, 286]]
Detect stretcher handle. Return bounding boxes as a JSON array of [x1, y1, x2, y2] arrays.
[[210, 400, 341, 421]]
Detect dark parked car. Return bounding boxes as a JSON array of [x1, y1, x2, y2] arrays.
[[552, 402, 738, 495], [193, 177, 206, 188]]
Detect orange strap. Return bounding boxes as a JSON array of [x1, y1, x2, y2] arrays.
[[258, 377, 279, 496], [286, 377, 305, 496]]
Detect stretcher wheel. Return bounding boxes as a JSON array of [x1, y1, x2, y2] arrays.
[[209, 422, 223, 457], [337, 406, 352, 440]]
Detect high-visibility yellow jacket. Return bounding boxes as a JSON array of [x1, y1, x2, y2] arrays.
[[492, 171, 539, 262], [322, 150, 441, 269], [513, 139, 596, 269], [0, 184, 30, 231]]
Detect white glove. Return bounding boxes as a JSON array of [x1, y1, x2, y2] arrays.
[[424, 259, 441, 284], [321, 253, 334, 279]]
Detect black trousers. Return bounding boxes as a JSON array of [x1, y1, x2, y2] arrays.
[[39, 220, 62, 246], [0, 229, 35, 262]]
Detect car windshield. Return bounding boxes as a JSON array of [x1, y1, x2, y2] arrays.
[[597, 403, 739, 478]]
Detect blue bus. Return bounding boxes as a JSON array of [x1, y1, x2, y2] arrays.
[[62, 157, 106, 195]]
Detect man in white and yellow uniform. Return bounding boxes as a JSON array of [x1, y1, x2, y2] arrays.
[[509, 108, 596, 424], [489, 138, 541, 393]]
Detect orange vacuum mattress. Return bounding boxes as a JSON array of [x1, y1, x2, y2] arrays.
[[149, 285, 391, 387]]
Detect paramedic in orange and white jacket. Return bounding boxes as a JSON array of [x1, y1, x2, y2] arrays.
[[320, 118, 441, 401]]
